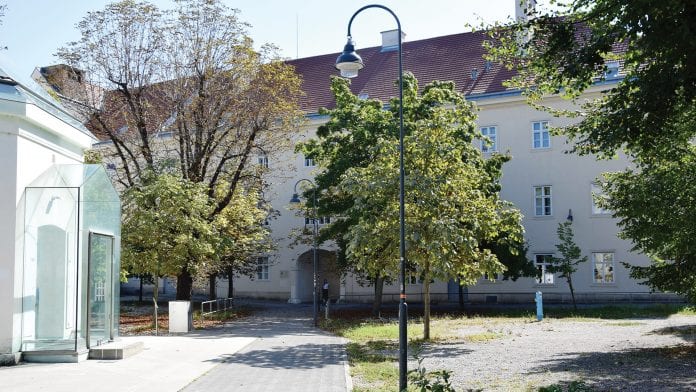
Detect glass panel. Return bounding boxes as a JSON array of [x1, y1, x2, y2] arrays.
[[22, 187, 79, 351], [88, 233, 113, 347], [605, 265, 614, 283]]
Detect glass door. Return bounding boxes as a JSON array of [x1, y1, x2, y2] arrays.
[[87, 232, 114, 348]]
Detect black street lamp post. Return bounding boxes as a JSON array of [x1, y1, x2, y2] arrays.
[[289, 178, 319, 327], [335, 5, 408, 390]]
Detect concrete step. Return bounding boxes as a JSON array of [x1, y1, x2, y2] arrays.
[[23, 349, 89, 363], [88, 340, 144, 360]]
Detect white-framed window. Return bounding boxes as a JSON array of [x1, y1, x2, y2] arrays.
[[95, 280, 105, 302], [480, 126, 497, 153], [535, 254, 555, 284], [256, 257, 270, 281], [305, 216, 331, 225], [532, 121, 550, 149], [591, 183, 611, 215], [304, 155, 315, 167], [534, 186, 552, 216], [257, 153, 269, 168], [593, 252, 615, 283]]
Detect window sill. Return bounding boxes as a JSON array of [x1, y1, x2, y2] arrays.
[[589, 213, 612, 218], [590, 283, 617, 288], [534, 284, 557, 289], [530, 147, 552, 152], [531, 215, 555, 220]]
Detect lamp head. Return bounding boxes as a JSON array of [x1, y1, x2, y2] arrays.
[[335, 37, 364, 78], [567, 209, 573, 222], [289, 193, 301, 204]]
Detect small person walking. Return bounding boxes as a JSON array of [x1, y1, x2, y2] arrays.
[[322, 279, 329, 304]]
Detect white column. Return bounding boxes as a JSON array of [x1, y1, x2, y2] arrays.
[[287, 258, 302, 304]]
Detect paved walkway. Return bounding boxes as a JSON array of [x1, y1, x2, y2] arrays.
[[182, 301, 350, 392], [0, 301, 350, 392]]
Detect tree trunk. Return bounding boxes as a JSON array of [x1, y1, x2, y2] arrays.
[[226, 266, 234, 298], [176, 268, 193, 300], [139, 275, 144, 302], [458, 278, 464, 310], [567, 276, 577, 310], [208, 273, 217, 300], [152, 276, 159, 334], [423, 274, 431, 341], [372, 275, 385, 318]]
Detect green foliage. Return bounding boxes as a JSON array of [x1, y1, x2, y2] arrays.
[[340, 74, 524, 287], [121, 173, 217, 284], [486, 1, 696, 303], [121, 172, 272, 298], [408, 347, 457, 392], [485, 0, 696, 160], [299, 76, 533, 310], [297, 76, 396, 278], [212, 182, 274, 279], [83, 149, 103, 164], [336, 75, 526, 339], [551, 221, 587, 308], [600, 148, 696, 302]]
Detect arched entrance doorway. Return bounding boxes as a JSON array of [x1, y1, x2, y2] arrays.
[[296, 249, 340, 302]]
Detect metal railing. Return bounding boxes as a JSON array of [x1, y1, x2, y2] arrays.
[[200, 297, 234, 319]]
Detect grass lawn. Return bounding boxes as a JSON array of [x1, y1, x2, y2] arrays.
[[321, 304, 695, 392]]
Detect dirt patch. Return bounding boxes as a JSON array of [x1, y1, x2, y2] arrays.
[[419, 315, 696, 391], [119, 301, 252, 335]]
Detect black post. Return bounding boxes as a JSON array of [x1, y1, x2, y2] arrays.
[[312, 187, 318, 327], [341, 5, 407, 390]]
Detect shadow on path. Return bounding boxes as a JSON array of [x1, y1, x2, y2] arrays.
[[206, 342, 346, 369], [528, 345, 696, 391]]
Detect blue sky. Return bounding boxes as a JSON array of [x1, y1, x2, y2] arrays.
[[0, 0, 533, 78]]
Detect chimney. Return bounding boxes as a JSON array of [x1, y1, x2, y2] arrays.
[[515, 0, 536, 22], [381, 29, 406, 52]]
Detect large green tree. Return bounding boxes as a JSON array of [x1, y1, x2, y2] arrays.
[[486, 1, 696, 301], [299, 76, 532, 318], [336, 75, 525, 340], [58, 0, 302, 299], [121, 173, 218, 302]]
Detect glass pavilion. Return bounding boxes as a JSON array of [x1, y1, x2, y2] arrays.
[[19, 164, 120, 356]]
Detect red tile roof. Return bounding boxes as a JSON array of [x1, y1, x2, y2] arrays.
[[286, 30, 517, 114]]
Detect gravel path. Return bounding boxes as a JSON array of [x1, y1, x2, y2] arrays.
[[419, 315, 696, 391]]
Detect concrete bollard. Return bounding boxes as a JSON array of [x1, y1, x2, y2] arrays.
[[535, 291, 543, 321]]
